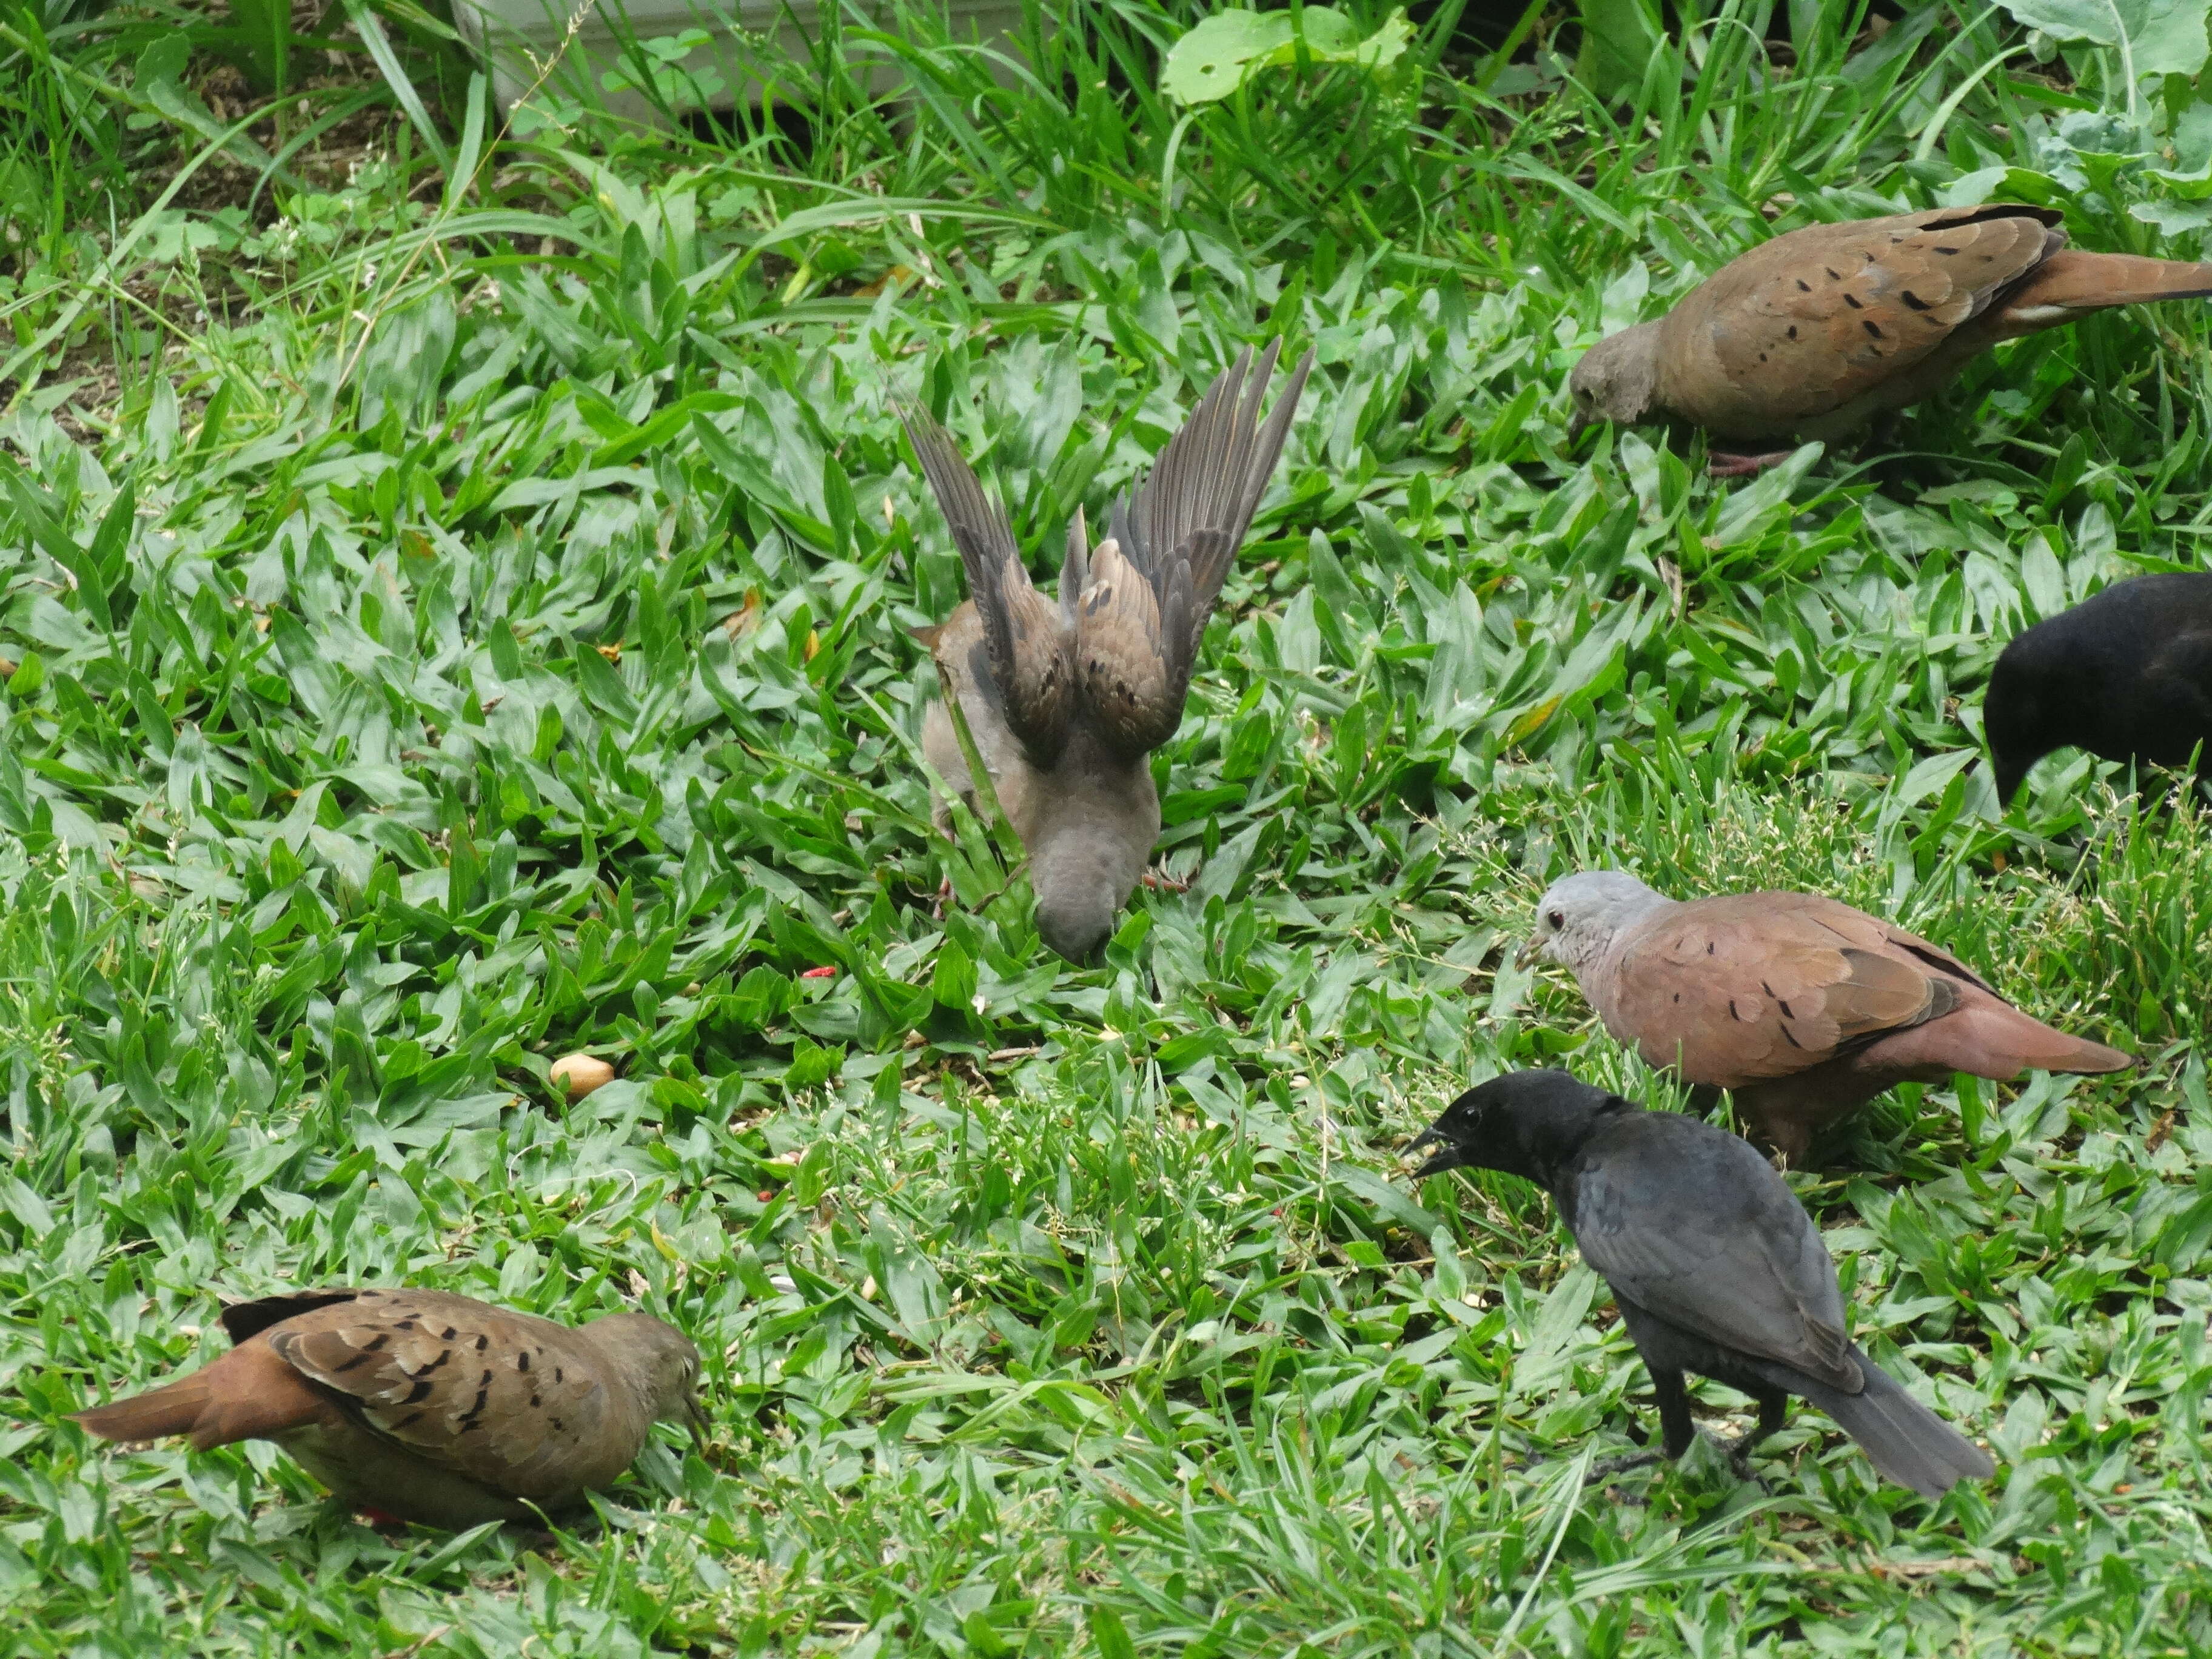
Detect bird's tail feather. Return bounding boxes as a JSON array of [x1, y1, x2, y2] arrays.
[[2008, 249, 2212, 315], [73, 1348, 318, 1450], [1782, 1350, 1994, 1499], [1871, 999, 2133, 1082], [72, 1376, 215, 1447]]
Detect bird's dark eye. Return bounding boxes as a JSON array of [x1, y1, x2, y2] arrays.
[[1547, 910, 1564, 928]]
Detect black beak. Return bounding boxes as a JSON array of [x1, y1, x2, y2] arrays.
[[1406, 1125, 1469, 1181], [1991, 757, 2025, 808]]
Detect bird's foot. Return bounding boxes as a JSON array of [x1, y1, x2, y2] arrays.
[[931, 877, 953, 920], [1584, 1449, 1663, 1486], [1141, 869, 1190, 893], [1711, 1429, 1771, 1490], [1707, 451, 1795, 478]]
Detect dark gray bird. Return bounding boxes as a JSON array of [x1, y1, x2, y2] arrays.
[[902, 343, 1313, 961], [1409, 1070, 1996, 1498], [1986, 572, 2212, 805]]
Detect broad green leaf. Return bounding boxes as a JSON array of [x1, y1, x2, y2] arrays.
[[1161, 7, 1413, 104], [1999, 0, 2209, 78]]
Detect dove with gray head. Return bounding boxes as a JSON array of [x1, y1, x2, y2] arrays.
[[1569, 204, 2212, 475], [902, 342, 1313, 962], [1521, 870, 2133, 1160], [71, 1287, 703, 1527]]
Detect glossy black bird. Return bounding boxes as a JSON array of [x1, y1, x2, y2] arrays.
[[1409, 1070, 1994, 1498], [1986, 572, 2212, 805]]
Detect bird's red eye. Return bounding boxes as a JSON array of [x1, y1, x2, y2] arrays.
[[1547, 910, 1564, 928]]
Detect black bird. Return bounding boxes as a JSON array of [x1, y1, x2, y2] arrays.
[[1409, 1070, 1994, 1498], [1985, 572, 2212, 805]]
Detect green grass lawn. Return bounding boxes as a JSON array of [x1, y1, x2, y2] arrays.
[[4, 0, 2212, 1651]]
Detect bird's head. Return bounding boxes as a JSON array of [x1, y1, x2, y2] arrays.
[[1408, 1069, 1625, 1186], [1031, 834, 1133, 964], [596, 1314, 707, 1444], [1567, 322, 1663, 432], [1519, 869, 1673, 975], [1982, 640, 2058, 809]]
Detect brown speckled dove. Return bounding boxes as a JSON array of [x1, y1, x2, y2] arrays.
[[1522, 871, 2134, 1159], [71, 1287, 702, 1527], [902, 341, 1313, 961], [1569, 204, 2212, 474]]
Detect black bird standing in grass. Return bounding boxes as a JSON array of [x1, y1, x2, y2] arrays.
[[1985, 573, 2212, 805], [1409, 1070, 1995, 1499]]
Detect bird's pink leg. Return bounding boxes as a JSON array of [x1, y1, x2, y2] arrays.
[[1707, 451, 1797, 478]]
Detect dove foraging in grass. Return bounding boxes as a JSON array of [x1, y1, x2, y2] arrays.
[[1985, 573, 2212, 804], [1410, 1070, 1996, 1498], [72, 1287, 703, 1528], [902, 342, 1313, 962], [1521, 871, 2133, 1161], [1569, 204, 2212, 474]]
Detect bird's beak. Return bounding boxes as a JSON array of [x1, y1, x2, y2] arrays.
[[1515, 936, 1540, 970], [1406, 1126, 1468, 1181], [684, 1393, 709, 1453], [1991, 759, 2025, 809], [1567, 410, 1592, 439]]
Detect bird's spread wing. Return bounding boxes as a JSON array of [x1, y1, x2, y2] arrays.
[[1605, 891, 1956, 1087], [263, 1288, 623, 1500], [1077, 341, 1313, 757], [1569, 1119, 1861, 1391], [900, 403, 1073, 765], [1687, 205, 2061, 423]]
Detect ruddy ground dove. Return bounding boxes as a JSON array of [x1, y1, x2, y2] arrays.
[[1411, 1070, 1994, 1498], [71, 1287, 703, 1527], [1986, 572, 2212, 803], [1569, 204, 2212, 472], [902, 341, 1313, 962], [1521, 871, 2133, 1159]]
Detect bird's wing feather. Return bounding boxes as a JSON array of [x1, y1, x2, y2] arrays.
[[1569, 1119, 1860, 1391], [265, 1289, 630, 1500], [900, 403, 1073, 765], [1078, 342, 1312, 756], [2139, 630, 2212, 753], [1678, 206, 2061, 423], [1602, 893, 1952, 1086]]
